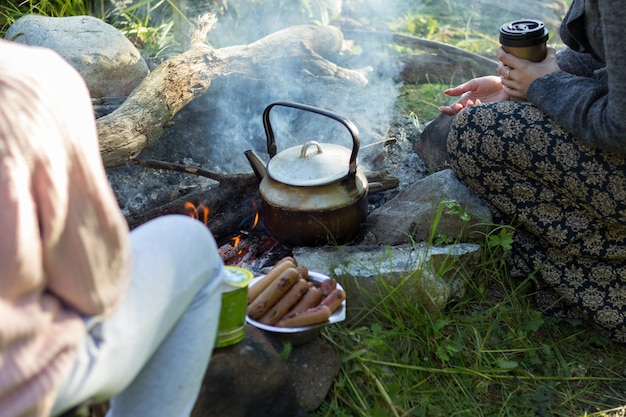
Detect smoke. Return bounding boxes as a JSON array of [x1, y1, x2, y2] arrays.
[[167, 0, 568, 179], [119, 0, 565, 179], [107, 0, 569, 218], [144, 0, 413, 174]]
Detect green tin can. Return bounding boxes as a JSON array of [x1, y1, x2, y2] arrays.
[[216, 266, 254, 348]]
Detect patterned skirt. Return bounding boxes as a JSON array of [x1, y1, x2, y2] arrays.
[[447, 100, 626, 343]]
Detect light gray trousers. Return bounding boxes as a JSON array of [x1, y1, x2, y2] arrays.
[[52, 215, 223, 417]]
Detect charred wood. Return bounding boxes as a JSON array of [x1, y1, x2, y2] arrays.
[[97, 15, 368, 168]]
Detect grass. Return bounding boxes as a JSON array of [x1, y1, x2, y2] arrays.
[[314, 248, 626, 416], [1, 0, 189, 55], [2, 1, 624, 416], [0, 0, 103, 36], [311, 206, 625, 416]]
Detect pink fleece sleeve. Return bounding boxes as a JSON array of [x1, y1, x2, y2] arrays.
[[0, 41, 131, 317]]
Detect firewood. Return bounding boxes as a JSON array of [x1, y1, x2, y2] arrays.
[[97, 14, 368, 168], [124, 159, 399, 236]]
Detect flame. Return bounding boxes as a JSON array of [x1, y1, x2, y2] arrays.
[[200, 204, 209, 225], [184, 201, 196, 215], [252, 212, 259, 228], [184, 202, 210, 226], [232, 235, 241, 247]]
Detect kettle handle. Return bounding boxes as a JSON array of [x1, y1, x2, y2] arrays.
[[262, 101, 361, 178]]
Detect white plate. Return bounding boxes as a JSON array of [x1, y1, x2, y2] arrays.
[[246, 271, 346, 334]]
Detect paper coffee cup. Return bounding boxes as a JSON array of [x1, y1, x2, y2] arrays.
[[499, 19, 549, 62]]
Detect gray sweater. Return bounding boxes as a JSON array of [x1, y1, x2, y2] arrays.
[[527, 0, 626, 154]]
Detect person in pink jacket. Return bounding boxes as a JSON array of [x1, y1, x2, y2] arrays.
[[0, 38, 224, 417]]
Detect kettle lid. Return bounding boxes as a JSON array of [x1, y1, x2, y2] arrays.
[[267, 141, 352, 186]]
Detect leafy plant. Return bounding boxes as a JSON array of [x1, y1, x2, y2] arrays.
[[312, 187, 624, 417], [106, 0, 181, 56], [0, 0, 98, 35], [427, 199, 471, 246]]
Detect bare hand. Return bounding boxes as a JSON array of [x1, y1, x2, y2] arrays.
[[497, 46, 560, 100], [438, 75, 509, 115]]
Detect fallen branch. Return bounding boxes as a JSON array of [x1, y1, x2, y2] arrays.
[[132, 158, 240, 183], [124, 157, 400, 233], [125, 172, 259, 237], [97, 15, 369, 168], [131, 158, 400, 193]]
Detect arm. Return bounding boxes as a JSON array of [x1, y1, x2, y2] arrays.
[[556, 47, 604, 77], [526, 0, 626, 153], [0, 39, 131, 316], [439, 46, 560, 115]]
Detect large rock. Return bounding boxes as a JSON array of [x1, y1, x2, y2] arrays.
[[413, 113, 454, 171], [5, 15, 148, 98], [192, 325, 342, 417], [294, 242, 482, 314], [366, 168, 492, 245], [193, 325, 302, 417], [280, 335, 342, 411]]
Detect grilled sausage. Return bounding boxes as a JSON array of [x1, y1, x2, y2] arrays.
[[277, 305, 332, 328], [259, 279, 310, 325], [247, 259, 295, 304], [319, 278, 337, 298], [247, 267, 300, 320], [295, 265, 309, 280], [284, 286, 323, 317], [320, 288, 346, 313], [275, 256, 297, 267]]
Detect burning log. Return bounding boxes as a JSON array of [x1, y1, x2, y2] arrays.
[[124, 169, 259, 238], [97, 14, 369, 168], [125, 158, 400, 238]]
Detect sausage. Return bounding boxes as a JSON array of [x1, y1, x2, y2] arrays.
[[277, 305, 332, 328], [275, 256, 297, 267], [247, 259, 296, 304], [247, 267, 300, 320], [284, 286, 323, 317], [319, 278, 337, 298], [320, 288, 346, 313], [259, 279, 310, 325], [295, 265, 309, 280]]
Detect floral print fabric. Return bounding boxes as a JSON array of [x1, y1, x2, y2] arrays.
[[447, 101, 626, 342]]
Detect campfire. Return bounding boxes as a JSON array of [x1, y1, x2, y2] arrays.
[[184, 201, 292, 270], [103, 11, 491, 259]]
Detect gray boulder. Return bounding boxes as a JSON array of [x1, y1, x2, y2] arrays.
[[192, 325, 341, 417], [294, 242, 482, 314], [5, 15, 148, 98], [367, 168, 492, 245]]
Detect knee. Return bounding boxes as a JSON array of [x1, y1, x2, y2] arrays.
[[446, 106, 482, 177], [162, 214, 216, 245], [447, 105, 482, 158], [142, 213, 215, 242], [159, 213, 220, 259], [132, 214, 222, 280], [447, 103, 511, 173]]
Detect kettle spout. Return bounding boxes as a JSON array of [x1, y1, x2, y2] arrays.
[[244, 150, 266, 181]]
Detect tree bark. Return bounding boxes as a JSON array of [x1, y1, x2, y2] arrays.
[[97, 17, 368, 168], [97, 19, 499, 168]]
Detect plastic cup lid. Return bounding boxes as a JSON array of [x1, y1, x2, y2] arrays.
[[223, 266, 254, 288], [499, 19, 549, 47]]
